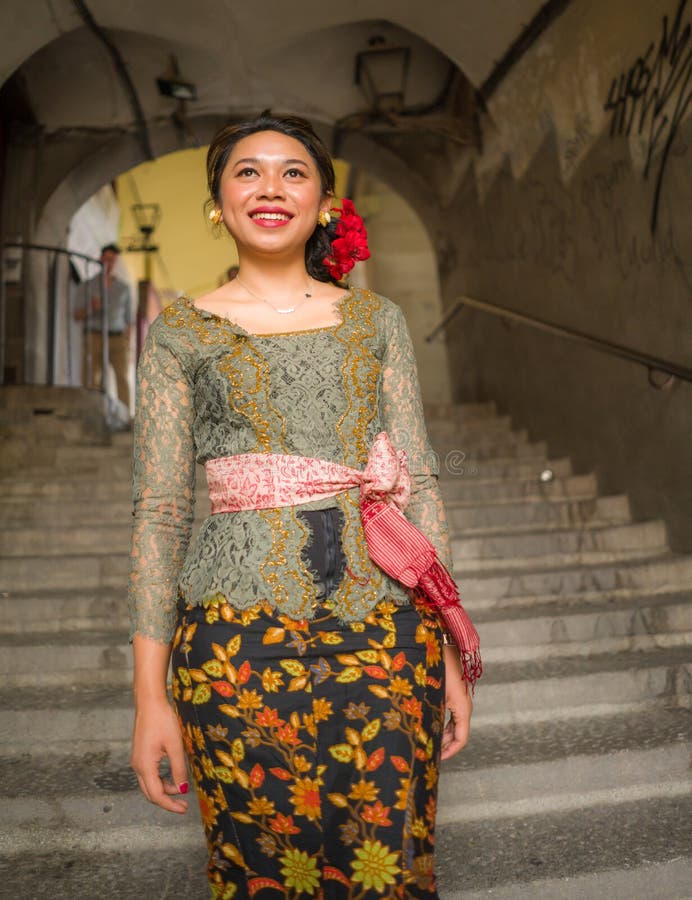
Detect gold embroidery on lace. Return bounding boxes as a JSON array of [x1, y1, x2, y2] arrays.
[[331, 489, 382, 617], [164, 297, 237, 347], [258, 508, 316, 612], [217, 345, 275, 452], [335, 289, 380, 466], [327, 290, 385, 617]]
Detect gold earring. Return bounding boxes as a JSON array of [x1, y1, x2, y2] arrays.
[[318, 210, 331, 227], [209, 206, 223, 226]]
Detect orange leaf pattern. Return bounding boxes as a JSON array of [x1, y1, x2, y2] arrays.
[[172, 598, 444, 898]]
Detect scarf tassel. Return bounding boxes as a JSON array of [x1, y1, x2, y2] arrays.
[[361, 498, 482, 692]]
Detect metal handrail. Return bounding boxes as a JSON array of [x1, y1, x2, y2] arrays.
[[425, 295, 692, 387], [0, 241, 108, 389]]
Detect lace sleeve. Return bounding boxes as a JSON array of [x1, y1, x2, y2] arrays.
[[127, 321, 196, 643], [380, 302, 454, 571]]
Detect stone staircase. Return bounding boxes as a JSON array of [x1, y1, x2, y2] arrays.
[[0, 399, 690, 899]]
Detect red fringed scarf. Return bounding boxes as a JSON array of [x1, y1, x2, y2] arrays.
[[206, 432, 482, 691]]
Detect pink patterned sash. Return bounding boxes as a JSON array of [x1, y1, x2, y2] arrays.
[[205, 432, 482, 690]]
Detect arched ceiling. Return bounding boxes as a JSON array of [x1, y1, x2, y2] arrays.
[[2, 0, 547, 261], [3, 0, 546, 130]]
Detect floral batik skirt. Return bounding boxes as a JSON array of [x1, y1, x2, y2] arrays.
[[171, 595, 446, 899]]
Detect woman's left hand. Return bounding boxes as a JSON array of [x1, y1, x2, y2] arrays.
[[440, 644, 473, 760]]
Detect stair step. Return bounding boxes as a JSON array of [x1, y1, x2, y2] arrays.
[[1, 553, 129, 591], [0, 497, 213, 528], [432, 432, 540, 456], [0, 685, 136, 754], [428, 420, 516, 443], [0, 524, 132, 557], [0, 465, 206, 500], [472, 645, 691, 724], [0, 587, 129, 633], [427, 412, 512, 433], [0, 478, 134, 501], [453, 519, 668, 558], [476, 593, 692, 662], [440, 470, 593, 504], [435, 439, 549, 462], [447, 494, 631, 533], [450, 705, 691, 767], [438, 743, 690, 823], [0, 630, 131, 688], [456, 553, 692, 603], [451, 520, 669, 571], [439, 455, 571, 486], [436, 796, 691, 899]]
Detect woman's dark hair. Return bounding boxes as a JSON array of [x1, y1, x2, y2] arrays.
[[206, 111, 340, 283]]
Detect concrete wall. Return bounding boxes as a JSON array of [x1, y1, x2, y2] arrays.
[[353, 172, 452, 404], [443, 0, 692, 549]]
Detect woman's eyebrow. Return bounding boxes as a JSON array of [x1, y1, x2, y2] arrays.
[[233, 157, 310, 167]]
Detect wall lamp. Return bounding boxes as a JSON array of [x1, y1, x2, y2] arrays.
[[355, 35, 411, 114]]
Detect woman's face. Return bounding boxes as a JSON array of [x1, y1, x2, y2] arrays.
[[218, 130, 331, 259]]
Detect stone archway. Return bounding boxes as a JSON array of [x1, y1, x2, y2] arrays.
[[32, 118, 451, 400], [2, 8, 486, 385]]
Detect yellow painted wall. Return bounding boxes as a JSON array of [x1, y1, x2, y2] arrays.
[[117, 147, 350, 301]]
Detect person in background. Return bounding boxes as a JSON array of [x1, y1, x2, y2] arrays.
[[74, 243, 133, 409]]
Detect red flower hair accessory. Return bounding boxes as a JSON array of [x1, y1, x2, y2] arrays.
[[323, 198, 371, 280]]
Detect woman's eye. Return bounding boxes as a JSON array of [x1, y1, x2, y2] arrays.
[[237, 167, 257, 177], [285, 168, 306, 178]]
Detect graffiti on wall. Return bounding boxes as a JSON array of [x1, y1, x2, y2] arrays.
[[563, 115, 594, 176], [603, 0, 691, 233]]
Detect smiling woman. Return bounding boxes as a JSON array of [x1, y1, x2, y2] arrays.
[[195, 113, 361, 333], [127, 110, 480, 899]]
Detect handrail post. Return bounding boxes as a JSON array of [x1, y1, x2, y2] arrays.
[[424, 299, 465, 343], [100, 267, 109, 394], [0, 244, 6, 386], [48, 250, 60, 385]]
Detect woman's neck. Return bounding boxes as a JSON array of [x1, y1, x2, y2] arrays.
[[234, 253, 312, 298]]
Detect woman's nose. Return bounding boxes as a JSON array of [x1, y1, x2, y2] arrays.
[[258, 172, 284, 199]]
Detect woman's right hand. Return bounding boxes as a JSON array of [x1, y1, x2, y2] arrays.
[[130, 697, 189, 814]]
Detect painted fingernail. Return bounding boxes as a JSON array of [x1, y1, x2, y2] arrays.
[[178, 781, 189, 794]]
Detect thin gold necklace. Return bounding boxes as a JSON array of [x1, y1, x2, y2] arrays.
[[235, 274, 313, 315]]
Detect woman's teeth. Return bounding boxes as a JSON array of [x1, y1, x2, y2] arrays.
[[251, 213, 290, 221]]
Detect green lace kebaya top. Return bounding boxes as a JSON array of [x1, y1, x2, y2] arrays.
[[127, 286, 453, 644]]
